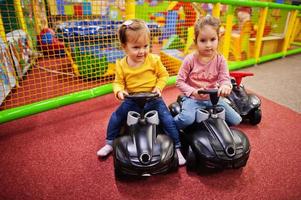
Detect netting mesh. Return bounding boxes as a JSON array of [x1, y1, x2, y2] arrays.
[[0, 0, 300, 112]]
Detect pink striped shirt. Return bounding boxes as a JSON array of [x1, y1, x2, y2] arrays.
[[176, 52, 231, 100]]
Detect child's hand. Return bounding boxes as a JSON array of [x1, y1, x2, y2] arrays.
[[117, 90, 129, 100], [192, 89, 199, 98], [192, 88, 207, 98], [152, 87, 162, 97], [218, 85, 232, 97]]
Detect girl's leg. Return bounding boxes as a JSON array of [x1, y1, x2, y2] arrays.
[[146, 98, 180, 147], [173, 97, 203, 130], [97, 99, 139, 157], [106, 99, 139, 144], [145, 98, 186, 165], [218, 98, 242, 126]]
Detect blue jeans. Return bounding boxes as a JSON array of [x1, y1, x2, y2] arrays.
[[174, 96, 242, 130], [106, 97, 181, 148]]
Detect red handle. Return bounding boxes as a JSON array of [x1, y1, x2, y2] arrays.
[[230, 71, 254, 86]]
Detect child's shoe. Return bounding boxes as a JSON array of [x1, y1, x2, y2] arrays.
[[97, 144, 113, 157], [176, 148, 186, 166]]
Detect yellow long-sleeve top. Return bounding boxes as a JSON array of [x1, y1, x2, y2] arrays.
[[113, 53, 169, 96]]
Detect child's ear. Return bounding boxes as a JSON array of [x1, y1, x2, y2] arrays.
[[219, 26, 225, 37], [120, 43, 126, 50]]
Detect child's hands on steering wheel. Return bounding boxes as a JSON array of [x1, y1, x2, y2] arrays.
[[117, 90, 129, 100], [192, 88, 207, 98], [218, 84, 232, 97], [152, 87, 162, 97]]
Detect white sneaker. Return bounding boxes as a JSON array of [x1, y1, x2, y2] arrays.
[[176, 149, 186, 166], [97, 144, 113, 157]]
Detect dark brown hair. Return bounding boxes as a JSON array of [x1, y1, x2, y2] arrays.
[[117, 19, 150, 45], [194, 15, 221, 43]]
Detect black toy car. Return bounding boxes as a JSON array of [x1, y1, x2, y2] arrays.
[[169, 89, 250, 171], [113, 92, 178, 179], [225, 71, 262, 125]]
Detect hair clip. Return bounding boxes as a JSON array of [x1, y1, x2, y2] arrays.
[[205, 14, 212, 19], [123, 20, 134, 28]]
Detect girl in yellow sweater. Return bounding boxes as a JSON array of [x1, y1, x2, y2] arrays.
[[97, 19, 185, 165]]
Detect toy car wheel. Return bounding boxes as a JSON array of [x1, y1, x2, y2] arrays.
[[249, 108, 262, 125], [114, 167, 122, 179], [114, 166, 128, 180], [186, 146, 197, 171], [169, 150, 179, 172], [114, 158, 130, 180]]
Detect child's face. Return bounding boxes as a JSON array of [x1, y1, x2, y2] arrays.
[[123, 32, 150, 65], [196, 25, 218, 57]]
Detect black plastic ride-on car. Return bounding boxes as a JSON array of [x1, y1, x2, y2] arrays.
[[113, 92, 178, 180], [225, 71, 262, 125], [169, 89, 250, 172]]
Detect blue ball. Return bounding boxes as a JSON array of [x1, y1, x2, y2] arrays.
[[41, 32, 53, 44]]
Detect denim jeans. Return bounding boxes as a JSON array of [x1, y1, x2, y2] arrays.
[[174, 96, 242, 130], [106, 97, 181, 148]]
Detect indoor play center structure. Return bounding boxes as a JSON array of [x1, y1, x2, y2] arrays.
[[0, 0, 300, 124]]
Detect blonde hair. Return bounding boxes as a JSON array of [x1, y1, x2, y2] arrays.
[[194, 15, 221, 43], [117, 19, 150, 45]]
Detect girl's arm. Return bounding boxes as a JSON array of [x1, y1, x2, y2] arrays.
[[176, 57, 197, 97], [217, 55, 232, 97], [154, 56, 169, 92], [113, 60, 126, 99]]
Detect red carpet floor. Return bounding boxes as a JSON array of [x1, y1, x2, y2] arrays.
[[0, 86, 301, 200]]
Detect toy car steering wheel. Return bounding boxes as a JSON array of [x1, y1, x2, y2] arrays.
[[125, 92, 159, 100], [198, 89, 219, 106], [125, 92, 159, 108]]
